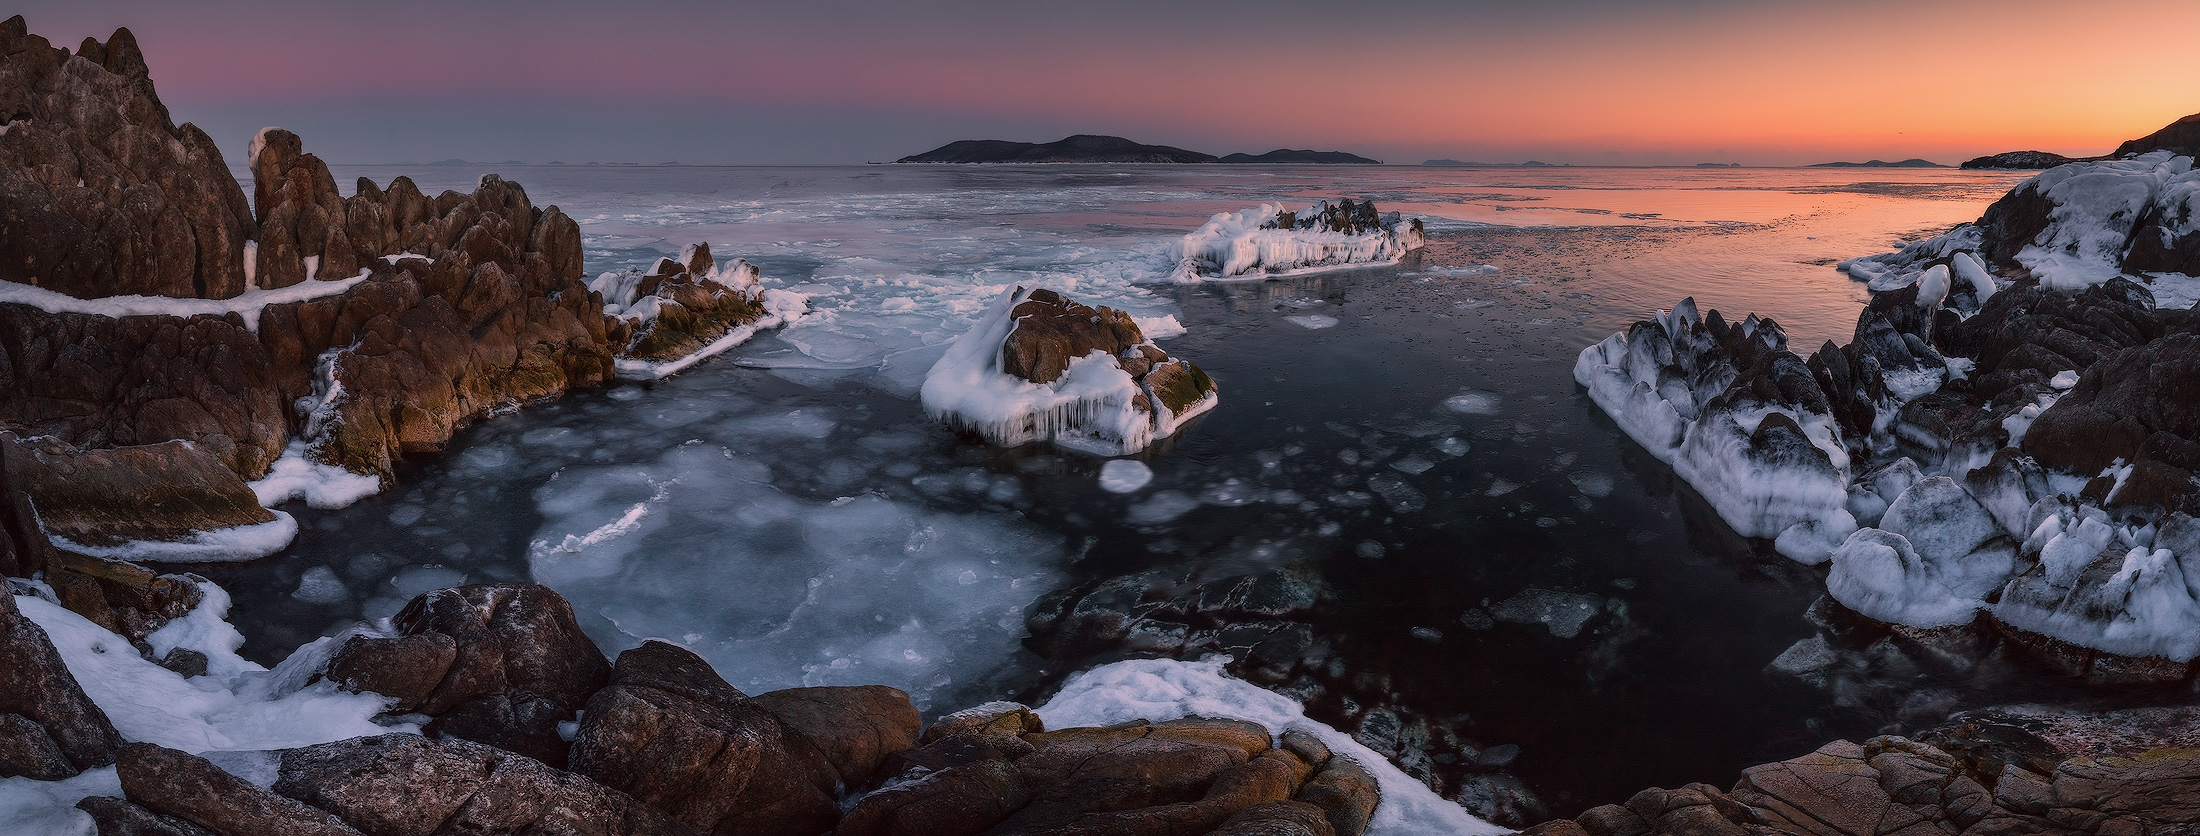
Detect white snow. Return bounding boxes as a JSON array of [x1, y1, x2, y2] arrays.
[[1168, 202, 1424, 282], [0, 271, 369, 332], [1098, 459, 1154, 493], [2, 583, 414, 832], [1034, 657, 1506, 836], [2050, 370, 2080, 390], [2016, 153, 2194, 290], [1134, 314, 1187, 339], [46, 512, 298, 564], [921, 288, 1216, 456], [249, 440, 382, 509], [247, 127, 275, 169]]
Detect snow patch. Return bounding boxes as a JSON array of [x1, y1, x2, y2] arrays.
[[0, 271, 369, 332]]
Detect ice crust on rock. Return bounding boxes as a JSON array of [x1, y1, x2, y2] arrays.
[[249, 440, 383, 509], [0, 271, 369, 332], [1169, 200, 1425, 282], [921, 287, 1217, 456], [46, 512, 298, 563], [1035, 656, 1507, 836]]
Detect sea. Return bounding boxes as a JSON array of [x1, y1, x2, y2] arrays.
[[197, 162, 2142, 814]]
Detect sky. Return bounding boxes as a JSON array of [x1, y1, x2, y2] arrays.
[[21, 0, 2200, 166]]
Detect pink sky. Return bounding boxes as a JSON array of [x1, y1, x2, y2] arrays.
[[20, 0, 2200, 165]]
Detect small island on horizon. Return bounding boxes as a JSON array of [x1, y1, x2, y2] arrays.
[[1806, 158, 1947, 168]]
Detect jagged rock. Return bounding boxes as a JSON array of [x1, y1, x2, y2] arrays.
[[566, 640, 847, 836], [2026, 331, 2200, 484], [0, 588, 121, 779], [0, 17, 254, 300], [749, 684, 922, 789], [274, 733, 695, 836], [590, 242, 770, 363], [117, 742, 364, 836], [322, 584, 609, 767], [922, 701, 1046, 745]]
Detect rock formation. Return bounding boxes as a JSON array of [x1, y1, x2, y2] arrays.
[[1171, 200, 1425, 280], [0, 17, 254, 300], [922, 288, 1219, 455], [0, 587, 122, 780]]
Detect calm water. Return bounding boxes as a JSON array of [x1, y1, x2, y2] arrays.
[[198, 164, 2075, 812]]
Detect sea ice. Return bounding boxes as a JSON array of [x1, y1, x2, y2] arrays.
[[1097, 459, 1154, 493], [1035, 657, 1506, 836], [1285, 314, 1340, 329], [1442, 390, 1502, 416], [1489, 589, 1605, 639], [527, 441, 1064, 710]]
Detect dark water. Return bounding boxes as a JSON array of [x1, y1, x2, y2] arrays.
[[181, 164, 2184, 815]]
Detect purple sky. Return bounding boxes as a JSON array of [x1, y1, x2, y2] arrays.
[[21, 0, 2200, 166]]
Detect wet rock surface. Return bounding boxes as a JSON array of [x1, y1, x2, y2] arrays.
[[1521, 707, 2200, 836], [0, 586, 121, 779], [1006, 287, 1216, 417], [1, 433, 273, 547], [592, 242, 769, 363]]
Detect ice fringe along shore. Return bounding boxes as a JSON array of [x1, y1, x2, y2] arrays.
[[1170, 199, 1425, 282], [921, 287, 1218, 456], [1577, 149, 2200, 666]]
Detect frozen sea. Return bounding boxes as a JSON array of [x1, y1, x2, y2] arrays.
[[196, 162, 2147, 813]]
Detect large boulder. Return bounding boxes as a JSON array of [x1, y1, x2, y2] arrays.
[[326, 584, 609, 767], [0, 589, 121, 779], [1, 434, 274, 549], [274, 734, 696, 836], [568, 640, 918, 836], [116, 743, 364, 836], [0, 17, 254, 300]]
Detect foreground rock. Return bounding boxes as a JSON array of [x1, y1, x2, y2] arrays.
[[839, 708, 1379, 836], [1520, 707, 2200, 836], [0, 587, 121, 780], [1170, 199, 1425, 281], [922, 287, 1218, 455]]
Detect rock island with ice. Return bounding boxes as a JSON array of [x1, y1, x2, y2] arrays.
[[592, 242, 809, 380], [1578, 112, 2200, 676], [1171, 199, 1425, 282], [923, 287, 1219, 455]]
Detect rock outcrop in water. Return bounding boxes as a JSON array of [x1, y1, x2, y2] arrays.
[[922, 287, 1219, 456], [1170, 199, 1425, 281], [896, 134, 1221, 164], [1577, 115, 2200, 682]]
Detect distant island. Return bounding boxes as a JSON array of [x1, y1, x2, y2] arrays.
[[893, 135, 1380, 164], [1807, 158, 1945, 168], [1696, 162, 1741, 168], [1219, 149, 1380, 164], [1959, 150, 2081, 170]]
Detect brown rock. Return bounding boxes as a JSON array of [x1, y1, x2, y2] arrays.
[[117, 743, 364, 836], [1297, 750, 1380, 836], [1, 434, 273, 548], [750, 684, 921, 788], [922, 702, 1046, 745], [273, 733, 695, 836], [1211, 801, 1339, 836], [324, 632, 458, 712], [0, 589, 121, 777], [1000, 288, 1144, 384], [75, 796, 219, 836], [386, 584, 611, 767], [568, 640, 841, 836]]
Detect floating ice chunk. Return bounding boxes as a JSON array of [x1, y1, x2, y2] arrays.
[[1134, 315, 1187, 339], [1365, 473, 1427, 513], [1168, 201, 1426, 282], [1490, 589, 1605, 638], [290, 566, 349, 604], [1486, 479, 1520, 496], [46, 513, 298, 564], [1433, 437, 1471, 457], [1567, 471, 1614, 498], [1423, 264, 1500, 276], [1389, 456, 1435, 475], [389, 565, 468, 598], [249, 441, 382, 509], [1284, 314, 1339, 329], [1098, 460, 1153, 493], [1034, 657, 1506, 836], [1442, 390, 1502, 416], [1766, 635, 1838, 680], [1201, 478, 1265, 507], [1128, 490, 1202, 524], [2050, 370, 2080, 390], [0, 271, 369, 332]]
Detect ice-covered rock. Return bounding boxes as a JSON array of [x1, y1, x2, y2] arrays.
[[596, 243, 809, 380], [922, 287, 1218, 456], [1171, 199, 1424, 281]]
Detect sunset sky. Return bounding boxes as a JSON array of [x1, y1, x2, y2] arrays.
[[23, 0, 2200, 166]]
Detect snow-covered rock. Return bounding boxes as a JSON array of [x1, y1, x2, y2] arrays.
[[594, 243, 809, 380], [922, 287, 1218, 455], [1170, 199, 1424, 281]]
